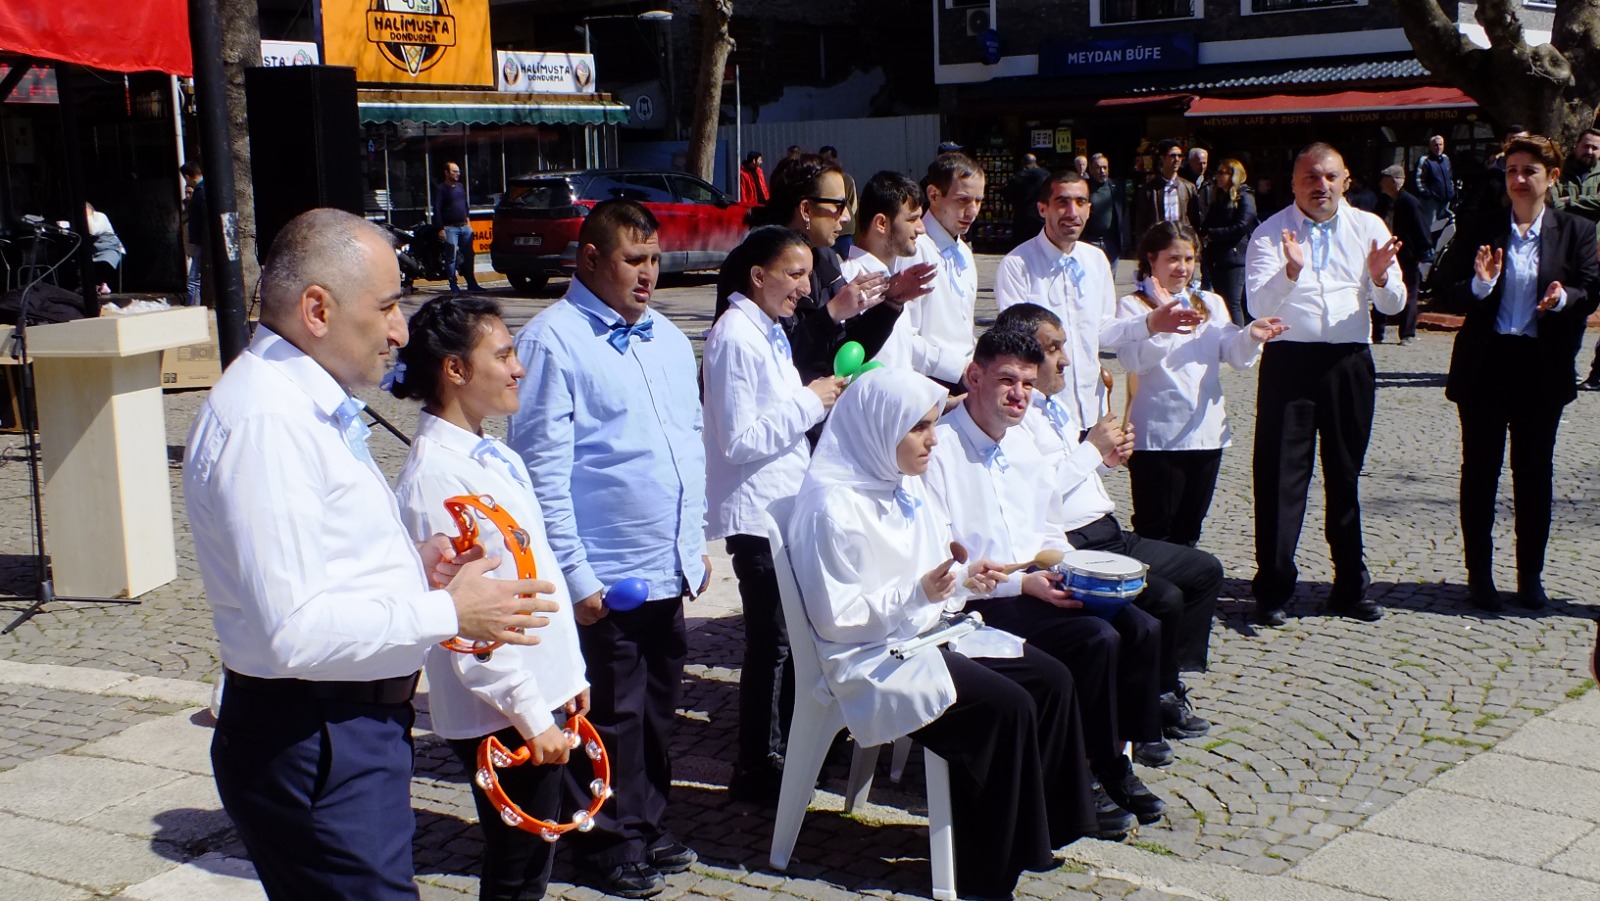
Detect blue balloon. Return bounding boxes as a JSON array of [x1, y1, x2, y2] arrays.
[[603, 577, 650, 611]]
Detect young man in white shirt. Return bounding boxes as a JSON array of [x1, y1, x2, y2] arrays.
[[892, 152, 987, 391], [184, 209, 554, 900], [1244, 143, 1404, 626], [995, 171, 1202, 432], [924, 328, 1169, 826], [995, 303, 1222, 751], [840, 171, 938, 370]]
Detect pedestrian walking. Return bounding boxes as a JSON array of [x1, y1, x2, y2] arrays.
[[1412, 134, 1456, 231], [1198, 158, 1257, 325], [739, 151, 769, 207], [1372, 164, 1432, 346], [435, 161, 483, 294]]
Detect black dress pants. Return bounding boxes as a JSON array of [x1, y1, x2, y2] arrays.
[[910, 646, 1096, 898], [567, 597, 689, 869], [1070, 514, 1222, 691], [1371, 262, 1421, 341], [1209, 261, 1247, 326], [1252, 342, 1376, 610], [726, 534, 794, 775], [1127, 448, 1225, 547], [1457, 336, 1565, 590], [973, 595, 1163, 757], [449, 726, 566, 901]]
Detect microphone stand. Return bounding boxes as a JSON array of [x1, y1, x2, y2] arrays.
[[2, 223, 136, 635]]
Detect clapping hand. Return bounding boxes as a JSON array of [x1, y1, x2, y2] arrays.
[[1281, 229, 1306, 278], [1473, 245, 1504, 285], [825, 271, 889, 322], [1144, 279, 1204, 334], [885, 262, 937, 306], [1248, 316, 1289, 343], [1537, 280, 1565, 312], [1367, 237, 1402, 285]]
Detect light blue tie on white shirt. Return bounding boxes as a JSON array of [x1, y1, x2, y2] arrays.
[[1043, 395, 1073, 435], [893, 486, 921, 519], [983, 443, 1009, 472], [941, 241, 971, 296], [1053, 253, 1085, 296], [472, 437, 528, 486], [769, 322, 792, 361], [332, 397, 373, 464], [1303, 218, 1336, 272]]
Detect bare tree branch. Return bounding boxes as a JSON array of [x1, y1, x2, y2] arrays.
[[1476, 0, 1529, 56], [684, 0, 734, 184]]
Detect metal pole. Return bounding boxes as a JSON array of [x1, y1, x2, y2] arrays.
[[584, 21, 592, 55], [734, 64, 742, 193], [187, 0, 249, 365]]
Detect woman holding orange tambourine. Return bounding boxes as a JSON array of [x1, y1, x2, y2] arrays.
[[392, 295, 592, 901]]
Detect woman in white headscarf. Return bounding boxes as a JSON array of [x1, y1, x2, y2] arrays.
[[788, 367, 1098, 900]]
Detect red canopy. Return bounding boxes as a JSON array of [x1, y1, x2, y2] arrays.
[[0, 2, 192, 76]]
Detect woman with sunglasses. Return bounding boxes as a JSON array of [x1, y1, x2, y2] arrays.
[[1443, 134, 1600, 612]]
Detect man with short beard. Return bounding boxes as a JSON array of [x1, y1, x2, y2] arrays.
[[1134, 139, 1198, 242], [840, 171, 938, 370]]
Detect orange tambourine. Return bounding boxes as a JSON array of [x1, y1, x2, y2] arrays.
[[439, 494, 539, 660], [475, 714, 612, 841]]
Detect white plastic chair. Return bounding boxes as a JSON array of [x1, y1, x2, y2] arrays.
[[763, 500, 957, 901]]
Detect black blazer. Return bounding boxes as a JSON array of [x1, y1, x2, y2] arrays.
[[1375, 190, 1431, 268], [1200, 187, 1257, 267], [1443, 206, 1600, 407]]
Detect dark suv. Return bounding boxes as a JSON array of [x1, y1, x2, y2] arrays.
[[491, 169, 751, 293]]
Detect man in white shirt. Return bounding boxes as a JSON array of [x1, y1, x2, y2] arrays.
[[840, 171, 937, 370], [892, 152, 987, 391], [1244, 142, 1404, 626], [995, 170, 1201, 432], [924, 328, 1169, 826], [184, 209, 554, 900]]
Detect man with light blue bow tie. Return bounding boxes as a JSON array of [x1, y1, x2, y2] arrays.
[[508, 199, 710, 899], [1244, 143, 1404, 627], [184, 209, 555, 901]]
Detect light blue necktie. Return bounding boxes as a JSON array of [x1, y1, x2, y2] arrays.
[[1304, 219, 1335, 272], [940, 241, 971, 296], [983, 444, 1009, 472], [770, 323, 792, 361], [333, 397, 373, 464], [473, 438, 528, 486], [893, 486, 921, 519], [1053, 254, 1085, 294], [1043, 396, 1072, 435], [607, 318, 654, 354]]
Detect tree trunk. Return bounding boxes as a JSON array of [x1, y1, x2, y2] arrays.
[[1396, 0, 1600, 151], [219, 0, 262, 292], [685, 0, 733, 184]]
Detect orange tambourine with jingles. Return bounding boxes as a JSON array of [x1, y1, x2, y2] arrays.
[[475, 713, 613, 841], [439, 494, 540, 660]]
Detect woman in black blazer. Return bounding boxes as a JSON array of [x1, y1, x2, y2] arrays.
[[1443, 135, 1600, 612], [1199, 158, 1258, 325]]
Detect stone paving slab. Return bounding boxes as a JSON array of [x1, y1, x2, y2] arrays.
[[0, 685, 187, 773], [1292, 832, 1600, 901], [1428, 753, 1600, 823], [1355, 786, 1592, 867]]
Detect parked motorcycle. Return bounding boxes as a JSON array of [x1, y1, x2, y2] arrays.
[[379, 221, 453, 293]]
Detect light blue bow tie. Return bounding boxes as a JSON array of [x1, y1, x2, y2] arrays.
[[983, 443, 1009, 472], [893, 486, 921, 519], [1303, 218, 1336, 272], [1053, 254, 1085, 291], [1043, 395, 1072, 434], [770, 322, 792, 360], [607, 318, 654, 353], [472, 437, 527, 486], [333, 397, 373, 464], [940, 241, 971, 272]]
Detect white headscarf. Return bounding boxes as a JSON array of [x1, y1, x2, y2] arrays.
[[801, 367, 947, 497]]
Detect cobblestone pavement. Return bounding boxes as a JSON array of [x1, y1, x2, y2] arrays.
[[1, 259, 1598, 900], [0, 688, 186, 773]]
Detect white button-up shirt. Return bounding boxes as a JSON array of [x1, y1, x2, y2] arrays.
[[924, 402, 1072, 598], [841, 246, 916, 370], [702, 294, 827, 541], [891, 214, 976, 383], [1115, 288, 1263, 451], [1017, 393, 1116, 534], [1473, 211, 1568, 336], [395, 413, 586, 741], [183, 328, 457, 682], [994, 232, 1152, 428], [1245, 201, 1404, 343]]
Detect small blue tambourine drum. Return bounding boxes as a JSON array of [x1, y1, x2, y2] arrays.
[[1053, 550, 1148, 618]]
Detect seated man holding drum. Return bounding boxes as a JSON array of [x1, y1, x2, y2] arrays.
[[998, 303, 1222, 751], [923, 327, 1168, 826]]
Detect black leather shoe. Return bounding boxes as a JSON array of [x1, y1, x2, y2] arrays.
[[1094, 757, 1166, 824], [1133, 739, 1173, 768], [585, 862, 665, 899], [1255, 605, 1287, 627], [1579, 377, 1600, 391], [1090, 781, 1137, 839], [1516, 585, 1549, 610], [646, 841, 697, 874], [1327, 597, 1384, 622], [1160, 686, 1211, 739], [727, 765, 783, 806], [1467, 580, 1503, 613]]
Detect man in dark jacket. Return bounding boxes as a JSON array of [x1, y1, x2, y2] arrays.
[[1008, 153, 1050, 246], [1372, 165, 1432, 345], [1411, 134, 1456, 230], [1083, 153, 1127, 278], [1134, 140, 1197, 244]]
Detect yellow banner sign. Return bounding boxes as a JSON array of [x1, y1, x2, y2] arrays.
[[323, 0, 491, 87]]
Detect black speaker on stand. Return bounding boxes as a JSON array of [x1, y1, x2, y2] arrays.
[[244, 65, 365, 256]]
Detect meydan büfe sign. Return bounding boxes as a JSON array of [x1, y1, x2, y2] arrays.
[[322, 0, 492, 87], [496, 51, 597, 95]]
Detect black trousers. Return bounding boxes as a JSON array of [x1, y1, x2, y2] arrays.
[[1371, 262, 1421, 341], [726, 534, 794, 774], [211, 680, 419, 901], [567, 597, 689, 869], [1457, 336, 1565, 589], [449, 726, 566, 901], [1209, 261, 1247, 326], [1127, 448, 1225, 547], [911, 646, 1096, 898], [972, 595, 1162, 757], [1070, 514, 1222, 690], [1252, 342, 1376, 609]]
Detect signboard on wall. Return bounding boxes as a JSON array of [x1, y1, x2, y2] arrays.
[[496, 51, 597, 94], [1037, 32, 1196, 78], [0, 64, 57, 104], [321, 0, 492, 87], [261, 40, 320, 67]]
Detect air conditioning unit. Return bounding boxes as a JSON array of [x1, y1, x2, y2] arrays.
[[965, 7, 992, 35]]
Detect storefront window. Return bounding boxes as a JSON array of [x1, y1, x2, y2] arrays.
[[1097, 0, 1197, 25], [1243, 0, 1362, 12]]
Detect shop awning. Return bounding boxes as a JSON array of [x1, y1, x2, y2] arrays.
[[1186, 86, 1474, 117], [0, 3, 191, 76], [359, 98, 630, 127]]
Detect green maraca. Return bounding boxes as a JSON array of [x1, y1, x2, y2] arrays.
[[833, 341, 866, 380]]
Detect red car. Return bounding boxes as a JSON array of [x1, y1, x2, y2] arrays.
[[491, 169, 751, 293]]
